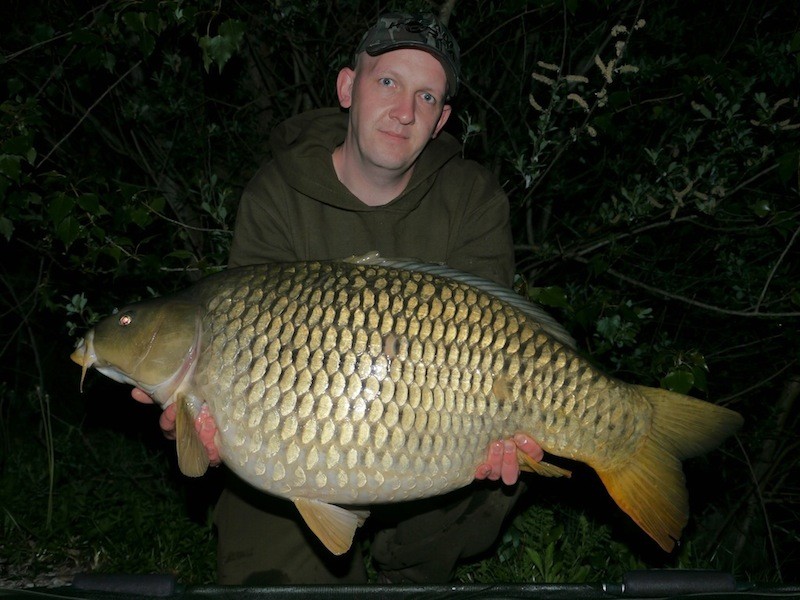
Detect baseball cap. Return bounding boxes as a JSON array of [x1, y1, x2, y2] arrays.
[[354, 12, 461, 99]]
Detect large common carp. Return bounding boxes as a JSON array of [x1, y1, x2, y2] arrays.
[[71, 254, 742, 555]]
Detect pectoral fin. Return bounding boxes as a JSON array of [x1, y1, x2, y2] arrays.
[[517, 451, 572, 478], [175, 395, 209, 477], [294, 497, 369, 555]]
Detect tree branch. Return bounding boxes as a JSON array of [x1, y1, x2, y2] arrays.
[[515, 215, 699, 273], [572, 256, 800, 318], [755, 221, 800, 312], [36, 60, 142, 169]]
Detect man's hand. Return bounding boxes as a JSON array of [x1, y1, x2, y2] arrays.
[[474, 433, 543, 485], [133, 387, 541, 482], [131, 388, 221, 466], [132, 388, 177, 439]]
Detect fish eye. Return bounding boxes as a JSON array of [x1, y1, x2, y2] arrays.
[[119, 312, 134, 326]]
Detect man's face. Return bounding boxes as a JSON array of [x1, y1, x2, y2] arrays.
[[337, 48, 452, 175]]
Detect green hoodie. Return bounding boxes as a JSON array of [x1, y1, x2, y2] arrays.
[[229, 107, 514, 286]]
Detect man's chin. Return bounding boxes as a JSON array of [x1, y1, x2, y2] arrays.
[[368, 147, 420, 173]]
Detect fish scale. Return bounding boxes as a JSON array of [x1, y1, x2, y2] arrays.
[[71, 255, 742, 555], [197, 264, 497, 499]]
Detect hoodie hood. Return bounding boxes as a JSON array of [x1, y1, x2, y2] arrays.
[[269, 107, 460, 211]]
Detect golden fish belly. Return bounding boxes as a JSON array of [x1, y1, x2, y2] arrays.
[[185, 261, 640, 504]]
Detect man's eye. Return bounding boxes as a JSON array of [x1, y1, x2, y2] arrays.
[[380, 77, 394, 86], [421, 92, 436, 104]]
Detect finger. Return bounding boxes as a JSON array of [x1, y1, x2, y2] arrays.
[[159, 403, 177, 440], [514, 433, 544, 461], [194, 405, 221, 465], [501, 439, 519, 485], [131, 387, 154, 404], [481, 441, 504, 480], [203, 440, 221, 466], [474, 463, 492, 480]]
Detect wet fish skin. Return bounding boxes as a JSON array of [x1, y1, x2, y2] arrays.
[[71, 256, 743, 555]]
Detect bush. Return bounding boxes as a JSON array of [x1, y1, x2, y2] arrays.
[[1, 0, 798, 585]]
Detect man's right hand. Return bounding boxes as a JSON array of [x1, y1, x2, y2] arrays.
[[132, 388, 177, 439], [131, 388, 220, 465]]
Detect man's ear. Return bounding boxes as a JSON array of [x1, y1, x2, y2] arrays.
[[336, 67, 356, 109], [432, 104, 452, 138]]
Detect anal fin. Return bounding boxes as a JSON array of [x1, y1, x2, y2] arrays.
[[294, 497, 369, 555]]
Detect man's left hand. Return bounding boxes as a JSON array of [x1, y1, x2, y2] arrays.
[[474, 434, 543, 485]]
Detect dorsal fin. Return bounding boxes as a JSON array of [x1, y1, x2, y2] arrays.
[[341, 252, 576, 350]]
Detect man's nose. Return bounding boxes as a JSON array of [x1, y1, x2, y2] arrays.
[[390, 93, 415, 125]]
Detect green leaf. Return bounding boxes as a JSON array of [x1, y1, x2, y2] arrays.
[[77, 193, 102, 214], [596, 315, 621, 340], [102, 51, 116, 72], [47, 195, 80, 248], [691, 364, 708, 393], [166, 249, 195, 261], [198, 19, 245, 73], [65, 293, 88, 315], [690, 101, 713, 120], [0, 216, 13, 241], [529, 285, 568, 308], [144, 9, 162, 33], [55, 215, 81, 248], [751, 199, 771, 217], [661, 369, 695, 394], [0, 155, 22, 182], [2, 135, 34, 156], [526, 547, 544, 573], [90, 225, 106, 241], [129, 205, 152, 228], [48, 195, 75, 225], [122, 11, 146, 34]]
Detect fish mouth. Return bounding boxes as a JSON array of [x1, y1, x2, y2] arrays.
[[70, 331, 140, 392], [70, 330, 97, 393]]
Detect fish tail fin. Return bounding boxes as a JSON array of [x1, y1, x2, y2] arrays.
[[594, 386, 743, 552]]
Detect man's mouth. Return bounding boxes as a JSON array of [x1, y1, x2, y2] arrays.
[[380, 129, 409, 140]]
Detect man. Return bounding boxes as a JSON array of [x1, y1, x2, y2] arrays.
[[134, 12, 543, 584]]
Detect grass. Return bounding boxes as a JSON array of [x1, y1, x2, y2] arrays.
[[0, 394, 218, 587], [456, 503, 647, 583]]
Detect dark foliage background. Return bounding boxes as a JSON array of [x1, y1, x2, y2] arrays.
[[1, 0, 798, 587]]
